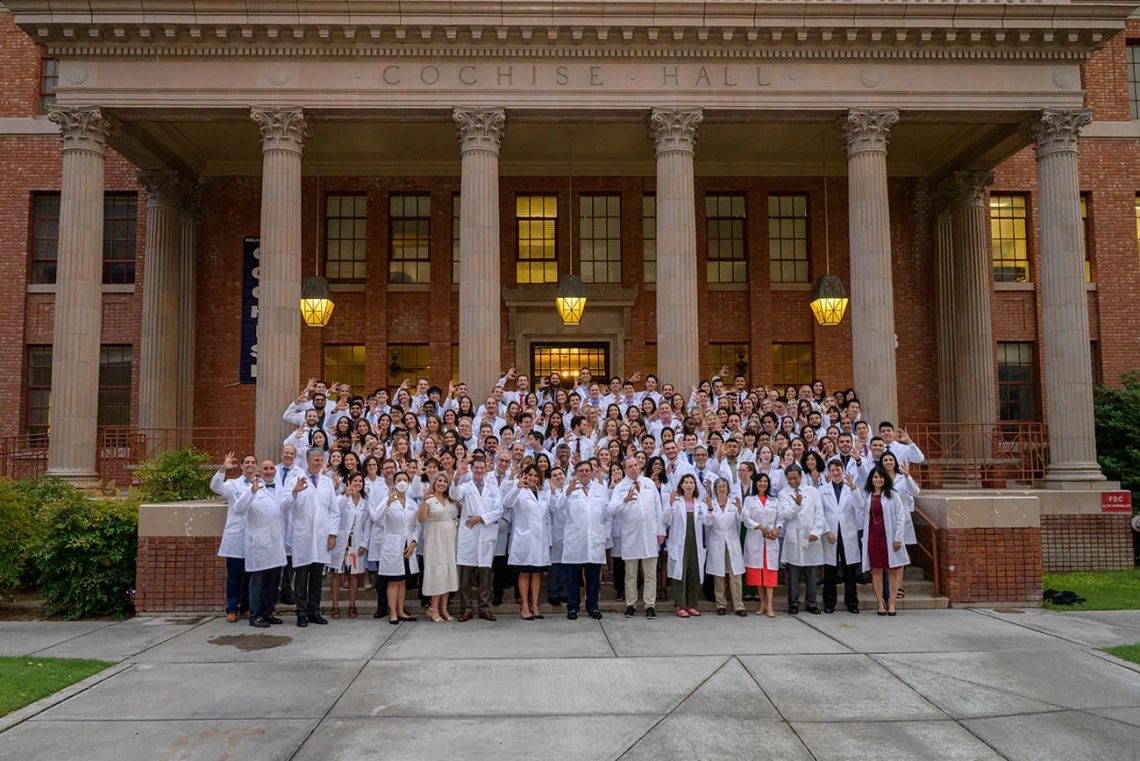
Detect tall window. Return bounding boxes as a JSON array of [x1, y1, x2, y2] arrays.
[[103, 193, 137, 285], [324, 345, 366, 394], [326, 194, 367, 283], [708, 344, 749, 382], [1081, 194, 1092, 282], [30, 192, 60, 284], [26, 346, 52, 437], [389, 194, 431, 283], [772, 343, 813, 386], [388, 344, 431, 388], [642, 195, 657, 284], [516, 195, 558, 283], [768, 193, 809, 284], [998, 342, 1036, 421], [705, 194, 747, 284], [452, 194, 461, 284], [98, 346, 132, 428], [40, 57, 58, 113], [531, 344, 609, 383], [990, 194, 1030, 283], [1128, 43, 1140, 119], [579, 194, 621, 284]]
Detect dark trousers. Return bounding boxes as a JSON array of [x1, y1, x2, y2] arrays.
[[248, 568, 279, 620], [565, 563, 601, 612], [492, 554, 517, 600], [547, 562, 567, 600], [823, 532, 860, 611], [224, 557, 248, 615], [293, 562, 324, 617], [372, 572, 389, 615], [787, 564, 820, 611], [612, 556, 626, 597], [279, 556, 294, 597]]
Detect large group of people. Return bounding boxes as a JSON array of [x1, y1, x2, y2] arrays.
[[212, 366, 925, 628]]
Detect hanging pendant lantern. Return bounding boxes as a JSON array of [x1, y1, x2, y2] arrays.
[[556, 274, 587, 326], [301, 276, 335, 327], [809, 274, 849, 327]]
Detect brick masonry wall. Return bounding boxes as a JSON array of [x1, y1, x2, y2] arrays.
[[937, 527, 1044, 604], [1041, 514, 1133, 573], [135, 536, 228, 613]]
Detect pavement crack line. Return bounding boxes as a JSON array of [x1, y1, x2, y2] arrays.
[[596, 619, 619, 658], [966, 608, 1094, 649], [22, 621, 117, 657], [736, 654, 820, 761]]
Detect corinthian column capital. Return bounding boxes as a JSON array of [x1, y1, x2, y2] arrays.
[[947, 169, 996, 209], [250, 106, 310, 154], [649, 108, 703, 155], [1023, 108, 1092, 158], [48, 105, 114, 154], [137, 169, 183, 208], [840, 109, 900, 157], [453, 107, 506, 154]]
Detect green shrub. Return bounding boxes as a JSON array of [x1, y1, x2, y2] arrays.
[[135, 446, 213, 503], [1094, 372, 1140, 509], [30, 485, 139, 620], [0, 479, 32, 590]]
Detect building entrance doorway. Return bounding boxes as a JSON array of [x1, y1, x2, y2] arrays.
[[530, 343, 610, 385]]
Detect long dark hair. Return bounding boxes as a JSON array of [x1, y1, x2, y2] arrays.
[[863, 464, 895, 498], [644, 455, 668, 485], [751, 472, 772, 498]]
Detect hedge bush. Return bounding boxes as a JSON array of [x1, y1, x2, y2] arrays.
[[1094, 372, 1140, 508], [134, 446, 214, 503], [0, 479, 32, 590]]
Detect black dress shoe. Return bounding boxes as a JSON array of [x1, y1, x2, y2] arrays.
[[735, 609, 748, 617], [567, 610, 579, 620], [250, 617, 270, 628], [492, 594, 503, 606], [373, 609, 384, 619], [807, 608, 822, 615], [646, 607, 656, 619], [588, 610, 603, 620], [848, 606, 861, 615], [716, 608, 726, 616], [309, 613, 329, 625], [296, 616, 308, 628], [824, 607, 835, 614], [788, 607, 799, 615], [624, 606, 636, 617], [266, 616, 284, 625]]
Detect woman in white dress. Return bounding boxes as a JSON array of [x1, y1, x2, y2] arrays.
[[417, 472, 460, 622], [328, 472, 370, 619]]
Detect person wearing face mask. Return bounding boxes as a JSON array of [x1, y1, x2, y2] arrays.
[[370, 471, 420, 625], [212, 452, 257, 622], [233, 460, 290, 628]]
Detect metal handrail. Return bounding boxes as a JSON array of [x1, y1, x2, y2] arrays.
[[911, 504, 940, 596]]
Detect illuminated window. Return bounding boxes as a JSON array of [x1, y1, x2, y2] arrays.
[[516, 195, 558, 284], [579, 194, 622, 284], [768, 194, 809, 284], [452, 194, 461, 284], [26, 346, 52, 437], [531, 344, 609, 382], [30, 192, 60, 284], [772, 343, 813, 386], [990, 194, 1030, 283], [1128, 44, 1140, 119], [389, 194, 430, 284], [644, 343, 657, 379], [40, 57, 58, 113], [388, 344, 431, 389], [452, 344, 460, 386], [708, 344, 749, 382], [98, 346, 132, 428], [1081, 194, 1092, 282], [324, 345, 366, 395], [326, 194, 367, 283], [643, 195, 656, 283], [103, 193, 137, 285], [705, 194, 747, 284], [998, 342, 1036, 422]]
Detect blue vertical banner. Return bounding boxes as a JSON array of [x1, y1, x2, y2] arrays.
[[240, 236, 260, 384]]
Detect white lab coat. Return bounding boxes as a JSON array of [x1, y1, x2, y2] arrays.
[[705, 499, 746, 577], [330, 494, 369, 574], [741, 495, 782, 572], [275, 463, 299, 554], [211, 471, 251, 560], [507, 487, 551, 567], [548, 481, 568, 563], [363, 479, 389, 563], [554, 480, 612, 565], [566, 434, 595, 462], [281, 470, 341, 567], [777, 484, 827, 567], [607, 476, 666, 561], [663, 497, 714, 583], [854, 489, 910, 570], [449, 478, 503, 568], [369, 493, 421, 576], [232, 485, 288, 573], [489, 469, 514, 556], [893, 472, 921, 545], [818, 480, 863, 567]]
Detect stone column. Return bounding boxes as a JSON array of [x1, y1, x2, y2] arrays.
[[1024, 109, 1104, 483], [650, 107, 703, 393], [45, 106, 112, 481], [176, 180, 201, 438], [453, 107, 506, 400], [933, 199, 956, 424], [251, 107, 308, 461], [137, 169, 183, 433], [841, 109, 900, 426], [948, 170, 998, 427]]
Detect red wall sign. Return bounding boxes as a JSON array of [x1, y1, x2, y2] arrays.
[[1102, 491, 1133, 514]]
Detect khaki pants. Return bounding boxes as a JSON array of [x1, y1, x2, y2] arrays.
[[714, 547, 745, 612], [624, 557, 657, 609], [458, 565, 491, 614]]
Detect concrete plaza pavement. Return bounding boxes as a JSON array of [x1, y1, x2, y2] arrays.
[[1, 608, 1140, 760]]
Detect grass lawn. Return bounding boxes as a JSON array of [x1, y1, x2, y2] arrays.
[[1043, 569, 1140, 612], [1101, 643, 1140, 665], [0, 656, 113, 717]]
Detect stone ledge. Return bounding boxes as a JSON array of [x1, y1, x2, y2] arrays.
[[138, 499, 227, 537]]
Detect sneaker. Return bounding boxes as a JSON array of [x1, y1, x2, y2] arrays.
[[250, 617, 270, 629], [587, 610, 603, 620], [646, 607, 656, 619], [624, 606, 636, 617], [266, 616, 284, 625]]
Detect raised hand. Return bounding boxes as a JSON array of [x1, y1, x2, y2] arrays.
[[222, 452, 237, 470], [292, 478, 308, 496], [792, 492, 803, 506], [250, 477, 262, 493]]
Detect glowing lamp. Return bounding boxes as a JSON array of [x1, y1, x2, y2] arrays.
[[300, 276, 335, 327], [555, 275, 587, 326], [809, 274, 849, 327]]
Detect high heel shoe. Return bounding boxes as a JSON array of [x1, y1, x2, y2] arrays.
[[427, 608, 444, 623], [330, 605, 341, 620], [348, 606, 357, 619]]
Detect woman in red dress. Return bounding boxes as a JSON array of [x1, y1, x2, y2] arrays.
[[859, 465, 909, 616]]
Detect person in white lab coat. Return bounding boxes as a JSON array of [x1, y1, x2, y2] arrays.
[[705, 478, 747, 616], [819, 459, 863, 615], [281, 447, 341, 627], [370, 471, 420, 625], [553, 460, 612, 620], [275, 445, 299, 608], [211, 452, 256, 622], [487, 453, 518, 607], [664, 474, 714, 618], [507, 463, 557, 620], [449, 452, 504, 622], [609, 456, 666, 618], [233, 460, 289, 628], [854, 465, 910, 616], [742, 473, 781, 618], [778, 466, 826, 615], [328, 472, 370, 619]]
